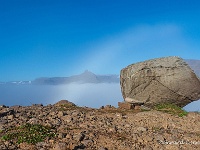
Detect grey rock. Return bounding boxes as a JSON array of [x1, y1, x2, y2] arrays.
[[81, 139, 93, 146], [36, 142, 50, 149], [0, 124, 4, 131], [143, 146, 153, 150], [0, 120, 7, 125], [155, 134, 165, 142], [0, 109, 14, 118], [52, 142, 67, 150], [140, 105, 151, 111], [120, 56, 200, 107], [57, 111, 64, 118], [73, 133, 85, 142], [125, 97, 145, 104], [62, 115, 73, 123], [28, 118, 40, 124], [137, 127, 147, 132], [7, 115, 14, 120], [58, 133, 67, 139]]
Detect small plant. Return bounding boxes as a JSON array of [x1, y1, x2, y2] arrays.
[[99, 107, 141, 115], [154, 103, 188, 117], [1, 123, 57, 144]]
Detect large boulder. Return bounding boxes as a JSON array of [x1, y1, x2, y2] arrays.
[[120, 56, 200, 107]]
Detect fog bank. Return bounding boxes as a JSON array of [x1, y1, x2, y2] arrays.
[[0, 83, 123, 108], [0, 84, 199, 111]]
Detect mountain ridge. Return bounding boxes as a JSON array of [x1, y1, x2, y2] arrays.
[[1, 59, 199, 85], [0, 70, 119, 85], [32, 70, 119, 85]]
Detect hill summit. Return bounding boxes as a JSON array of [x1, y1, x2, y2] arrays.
[[32, 70, 119, 85]]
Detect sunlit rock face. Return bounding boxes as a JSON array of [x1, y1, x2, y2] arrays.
[[120, 56, 200, 107]]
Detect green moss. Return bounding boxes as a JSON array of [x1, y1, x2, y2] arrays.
[[1, 123, 57, 144], [154, 103, 188, 117]]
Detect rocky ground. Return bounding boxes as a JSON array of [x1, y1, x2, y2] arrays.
[[0, 100, 200, 150]]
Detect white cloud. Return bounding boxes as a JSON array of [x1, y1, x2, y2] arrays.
[[75, 23, 199, 75]]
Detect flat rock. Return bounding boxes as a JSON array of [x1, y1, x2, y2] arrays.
[[118, 102, 134, 109], [120, 56, 200, 107], [125, 97, 145, 104]]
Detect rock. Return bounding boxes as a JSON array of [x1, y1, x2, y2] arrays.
[[52, 142, 67, 150], [120, 56, 200, 107], [140, 105, 151, 111], [57, 111, 65, 117], [134, 105, 141, 110], [58, 133, 67, 139], [104, 105, 112, 109], [119, 98, 144, 110], [1, 100, 200, 150], [28, 118, 40, 124], [0, 109, 14, 117], [54, 100, 76, 107], [81, 139, 93, 146], [73, 133, 85, 142], [62, 115, 73, 123], [143, 146, 153, 150], [137, 127, 147, 132], [125, 97, 145, 104], [36, 142, 50, 149], [0, 124, 4, 131], [7, 114, 14, 120], [0, 105, 7, 108], [118, 102, 134, 109], [99, 106, 104, 109], [19, 143, 36, 149], [66, 134, 72, 139]]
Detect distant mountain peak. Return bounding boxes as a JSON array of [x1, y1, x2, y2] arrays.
[[31, 70, 119, 85], [82, 70, 94, 75]]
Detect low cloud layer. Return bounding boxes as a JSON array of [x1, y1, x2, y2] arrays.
[[0, 83, 199, 111], [0, 83, 123, 108]]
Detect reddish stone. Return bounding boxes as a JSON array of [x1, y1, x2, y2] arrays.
[[118, 102, 134, 109]]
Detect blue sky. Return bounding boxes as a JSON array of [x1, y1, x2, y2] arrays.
[[1, 0, 200, 81]]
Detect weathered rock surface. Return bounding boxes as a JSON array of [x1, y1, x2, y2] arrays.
[[0, 101, 200, 150], [54, 100, 76, 107], [120, 56, 200, 107]]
